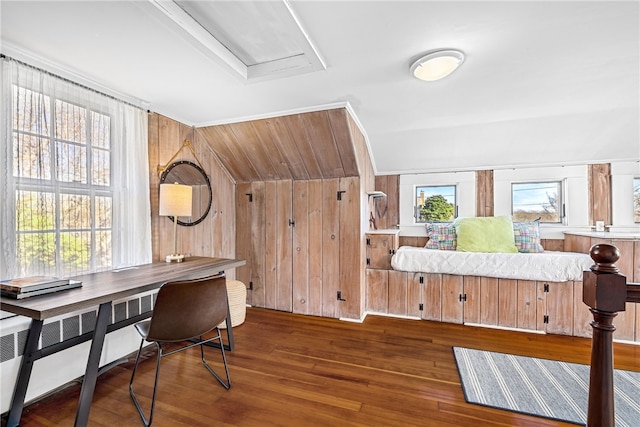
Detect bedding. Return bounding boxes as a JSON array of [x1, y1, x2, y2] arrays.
[[390, 246, 593, 282]]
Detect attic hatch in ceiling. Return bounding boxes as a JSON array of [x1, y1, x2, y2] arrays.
[[149, 0, 325, 81]]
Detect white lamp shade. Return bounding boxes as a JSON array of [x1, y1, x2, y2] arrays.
[[159, 183, 193, 217]]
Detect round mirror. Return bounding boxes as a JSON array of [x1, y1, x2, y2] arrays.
[[160, 160, 212, 226]]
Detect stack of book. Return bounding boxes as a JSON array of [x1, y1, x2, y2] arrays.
[[0, 276, 82, 299]]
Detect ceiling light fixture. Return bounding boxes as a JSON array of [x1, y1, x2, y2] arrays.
[[410, 49, 465, 81]]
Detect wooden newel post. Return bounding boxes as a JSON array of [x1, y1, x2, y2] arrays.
[[582, 243, 627, 427]]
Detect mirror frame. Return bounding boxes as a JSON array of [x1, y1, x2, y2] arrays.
[[159, 160, 212, 226]]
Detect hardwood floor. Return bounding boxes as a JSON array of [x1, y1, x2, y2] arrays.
[[8, 307, 640, 427]]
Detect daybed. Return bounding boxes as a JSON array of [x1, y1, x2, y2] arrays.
[[366, 216, 596, 338]]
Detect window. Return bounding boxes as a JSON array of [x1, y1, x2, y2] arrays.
[[512, 181, 563, 223], [634, 177, 640, 223], [2, 57, 151, 281], [12, 86, 113, 277], [415, 185, 456, 223]]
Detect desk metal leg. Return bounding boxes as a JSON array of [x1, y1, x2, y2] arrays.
[[5, 319, 43, 427], [74, 302, 111, 427]]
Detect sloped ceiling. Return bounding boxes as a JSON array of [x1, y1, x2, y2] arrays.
[[198, 108, 362, 182], [1, 1, 638, 175]]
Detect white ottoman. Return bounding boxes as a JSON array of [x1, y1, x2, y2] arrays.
[[219, 279, 247, 329]]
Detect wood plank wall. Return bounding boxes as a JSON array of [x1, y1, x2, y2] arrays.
[[588, 163, 612, 226], [476, 170, 494, 217], [373, 175, 399, 230], [148, 114, 236, 275]]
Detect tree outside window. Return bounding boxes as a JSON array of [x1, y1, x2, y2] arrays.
[[415, 185, 456, 223]]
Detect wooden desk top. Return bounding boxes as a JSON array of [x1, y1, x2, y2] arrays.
[[0, 257, 245, 320]]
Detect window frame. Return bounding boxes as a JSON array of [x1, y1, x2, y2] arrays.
[[510, 180, 565, 224], [12, 85, 114, 277], [414, 184, 458, 224]]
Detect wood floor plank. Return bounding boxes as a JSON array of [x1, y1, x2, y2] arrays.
[[8, 307, 639, 427]]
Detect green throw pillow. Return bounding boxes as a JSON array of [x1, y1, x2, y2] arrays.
[[454, 216, 518, 253]]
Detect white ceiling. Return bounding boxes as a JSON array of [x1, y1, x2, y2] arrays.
[[1, 1, 639, 175]]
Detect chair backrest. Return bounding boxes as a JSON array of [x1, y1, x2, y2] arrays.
[[146, 274, 228, 342]]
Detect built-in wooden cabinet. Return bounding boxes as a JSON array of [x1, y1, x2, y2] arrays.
[[366, 230, 400, 269], [365, 230, 400, 315], [564, 231, 639, 341], [237, 177, 366, 320], [366, 268, 578, 336]]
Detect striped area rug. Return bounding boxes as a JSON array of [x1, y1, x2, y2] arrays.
[[453, 347, 640, 426]]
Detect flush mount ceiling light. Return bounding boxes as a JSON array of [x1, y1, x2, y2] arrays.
[[410, 49, 465, 81]]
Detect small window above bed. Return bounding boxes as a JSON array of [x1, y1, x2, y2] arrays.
[[415, 185, 457, 223], [511, 181, 564, 223]]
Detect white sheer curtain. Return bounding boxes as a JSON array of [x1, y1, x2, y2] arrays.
[[0, 57, 151, 280]]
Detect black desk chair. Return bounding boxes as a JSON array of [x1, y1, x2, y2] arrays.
[[129, 274, 231, 426]]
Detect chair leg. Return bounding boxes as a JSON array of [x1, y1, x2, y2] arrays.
[[200, 328, 231, 389], [129, 341, 163, 426]]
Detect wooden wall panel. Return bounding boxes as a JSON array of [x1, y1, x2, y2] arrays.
[[328, 109, 359, 177], [267, 116, 310, 180], [149, 114, 236, 278], [301, 111, 345, 178], [200, 125, 256, 183], [281, 114, 324, 179], [541, 239, 564, 252], [476, 170, 494, 217], [198, 108, 361, 183], [264, 181, 277, 310], [588, 163, 612, 226], [498, 279, 518, 328], [374, 175, 399, 230], [249, 181, 266, 308]]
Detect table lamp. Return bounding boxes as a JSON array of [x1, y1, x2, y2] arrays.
[[159, 182, 192, 262]]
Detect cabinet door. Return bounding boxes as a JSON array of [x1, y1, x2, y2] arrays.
[[407, 273, 423, 318], [423, 274, 442, 321], [366, 234, 396, 269], [441, 275, 464, 324], [366, 269, 388, 313], [235, 182, 253, 304], [322, 179, 341, 318], [274, 180, 293, 312], [338, 176, 362, 319], [292, 180, 323, 316], [388, 270, 408, 316], [236, 182, 267, 308], [540, 281, 574, 335]]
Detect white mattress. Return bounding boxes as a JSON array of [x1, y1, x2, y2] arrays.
[[390, 246, 594, 282]]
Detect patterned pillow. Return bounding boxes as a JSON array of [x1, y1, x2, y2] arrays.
[[513, 221, 544, 253], [424, 223, 457, 250]]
